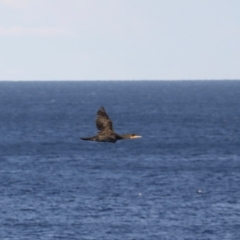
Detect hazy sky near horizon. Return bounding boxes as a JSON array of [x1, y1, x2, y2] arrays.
[[0, 0, 240, 80]]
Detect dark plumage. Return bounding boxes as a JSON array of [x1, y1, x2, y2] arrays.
[[80, 106, 142, 143]]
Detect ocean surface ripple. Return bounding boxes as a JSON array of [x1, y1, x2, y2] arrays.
[[0, 81, 240, 239]]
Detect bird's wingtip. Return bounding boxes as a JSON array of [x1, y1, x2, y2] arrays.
[[99, 106, 105, 112]]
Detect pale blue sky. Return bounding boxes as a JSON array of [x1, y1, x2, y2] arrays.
[[0, 0, 239, 80]]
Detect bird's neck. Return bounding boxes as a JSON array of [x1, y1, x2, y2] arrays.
[[119, 134, 131, 139]]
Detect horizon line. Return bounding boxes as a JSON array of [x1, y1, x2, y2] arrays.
[[0, 79, 240, 82]]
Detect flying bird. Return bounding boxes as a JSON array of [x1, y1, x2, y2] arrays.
[[80, 106, 142, 143]]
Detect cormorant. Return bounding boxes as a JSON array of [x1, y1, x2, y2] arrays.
[[80, 106, 142, 143]]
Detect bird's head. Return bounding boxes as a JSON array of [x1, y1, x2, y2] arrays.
[[121, 133, 142, 139]]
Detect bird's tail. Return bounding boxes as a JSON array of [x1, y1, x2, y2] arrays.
[[80, 136, 96, 141]]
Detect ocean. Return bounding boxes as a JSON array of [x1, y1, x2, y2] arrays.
[[0, 81, 240, 239]]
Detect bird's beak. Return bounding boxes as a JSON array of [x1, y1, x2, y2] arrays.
[[131, 135, 142, 139]]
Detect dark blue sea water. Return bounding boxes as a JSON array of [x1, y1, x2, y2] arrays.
[[0, 81, 240, 240]]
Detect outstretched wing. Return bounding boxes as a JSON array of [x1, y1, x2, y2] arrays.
[[96, 106, 113, 132]]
